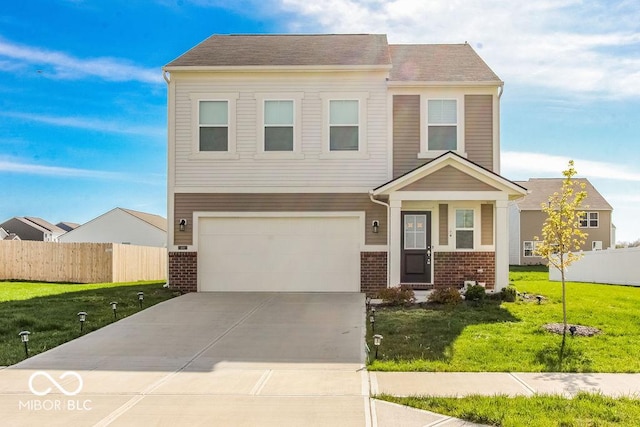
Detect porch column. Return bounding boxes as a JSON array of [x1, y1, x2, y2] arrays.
[[389, 199, 402, 287], [495, 200, 509, 291]]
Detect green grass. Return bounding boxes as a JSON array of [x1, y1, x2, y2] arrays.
[[368, 268, 640, 372], [0, 281, 177, 366], [379, 393, 640, 427]]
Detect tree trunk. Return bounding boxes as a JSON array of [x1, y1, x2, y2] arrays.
[[561, 262, 568, 335]]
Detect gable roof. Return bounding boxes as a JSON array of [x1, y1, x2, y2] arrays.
[[120, 208, 167, 232], [389, 44, 501, 83], [165, 34, 391, 68], [373, 151, 526, 196], [514, 178, 613, 211]]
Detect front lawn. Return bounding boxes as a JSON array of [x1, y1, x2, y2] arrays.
[[0, 281, 177, 366], [379, 393, 640, 427], [368, 268, 640, 372]]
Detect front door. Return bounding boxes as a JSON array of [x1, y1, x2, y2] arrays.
[[401, 212, 432, 283]]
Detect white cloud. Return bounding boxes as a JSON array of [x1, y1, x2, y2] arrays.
[[1, 112, 164, 138], [501, 151, 640, 181], [0, 38, 162, 84], [279, 0, 640, 99]]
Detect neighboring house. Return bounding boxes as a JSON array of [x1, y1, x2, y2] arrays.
[[56, 222, 80, 232], [0, 217, 65, 241], [58, 208, 167, 247], [509, 178, 614, 265], [0, 227, 20, 240], [163, 34, 527, 294]]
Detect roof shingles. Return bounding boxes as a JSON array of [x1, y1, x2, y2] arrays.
[[515, 178, 612, 211]]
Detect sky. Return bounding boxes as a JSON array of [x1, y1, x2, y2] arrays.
[[0, 0, 639, 243]]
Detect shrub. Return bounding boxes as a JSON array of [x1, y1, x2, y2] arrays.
[[464, 284, 486, 302], [376, 285, 415, 306], [427, 287, 462, 305], [501, 285, 517, 302]]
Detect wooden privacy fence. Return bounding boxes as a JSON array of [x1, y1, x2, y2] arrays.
[[0, 241, 167, 283]]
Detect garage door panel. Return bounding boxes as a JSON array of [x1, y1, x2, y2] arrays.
[[199, 216, 360, 292]]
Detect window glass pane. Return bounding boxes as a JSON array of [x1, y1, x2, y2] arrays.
[[330, 126, 358, 150], [428, 126, 457, 150], [199, 127, 228, 151], [415, 231, 426, 249], [404, 232, 415, 250], [200, 101, 228, 125], [456, 210, 474, 228], [265, 101, 293, 125], [456, 230, 474, 249], [265, 127, 294, 151], [428, 100, 456, 124], [330, 100, 358, 125]]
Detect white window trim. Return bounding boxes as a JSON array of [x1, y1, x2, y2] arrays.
[[579, 211, 600, 228], [419, 95, 465, 159], [453, 207, 476, 251], [254, 93, 304, 160], [319, 92, 369, 159], [523, 240, 542, 257], [189, 92, 239, 160]]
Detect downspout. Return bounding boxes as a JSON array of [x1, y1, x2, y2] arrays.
[[163, 70, 170, 84], [369, 191, 391, 288], [498, 82, 504, 99]]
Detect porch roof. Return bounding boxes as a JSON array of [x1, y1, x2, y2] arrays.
[[371, 151, 527, 198]]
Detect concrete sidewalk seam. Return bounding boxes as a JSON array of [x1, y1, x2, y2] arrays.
[[369, 372, 379, 395], [250, 369, 273, 395], [508, 373, 536, 395]]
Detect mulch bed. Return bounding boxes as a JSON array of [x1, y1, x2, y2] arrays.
[[542, 323, 601, 336]]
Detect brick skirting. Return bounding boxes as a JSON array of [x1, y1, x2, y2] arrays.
[[168, 251, 197, 293], [433, 251, 495, 290], [361, 251, 387, 296]]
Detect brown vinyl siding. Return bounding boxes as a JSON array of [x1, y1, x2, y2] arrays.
[[398, 165, 499, 191], [481, 204, 494, 245], [174, 193, 387, 246], [464, 95, 493, 171], [393, 95, 427, 178], [439, 204, 448, 245]]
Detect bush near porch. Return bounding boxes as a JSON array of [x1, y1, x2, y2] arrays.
[[367, 266, 640, 372]]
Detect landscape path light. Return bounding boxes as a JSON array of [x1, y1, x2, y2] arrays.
[[77, 311, 87, 333], [110, 301, 118, 319], [369, 307, 376, 333], [373, 334, 383, 359], [137, 292, 144, 308], [19, 331, 30, 358]]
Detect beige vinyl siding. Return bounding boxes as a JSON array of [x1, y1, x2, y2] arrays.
[[464, 95, 494, 171], [439, 204, 448, 245], [398, 165, 499, 191], [481, 204, 494, 245], [172, 72, 389, 188], [174, 193, 386, 246], [392, 95, 426, 178]]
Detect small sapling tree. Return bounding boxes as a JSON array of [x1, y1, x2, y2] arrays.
[[535, 160, 588, 335]]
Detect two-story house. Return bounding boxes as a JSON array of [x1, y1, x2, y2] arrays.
[[164, 34, 526, 294], [0, 217, 66, 242], [509, 178, 614, 265]]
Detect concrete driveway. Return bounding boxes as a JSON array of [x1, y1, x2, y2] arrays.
[[1, 292, 371, 426]]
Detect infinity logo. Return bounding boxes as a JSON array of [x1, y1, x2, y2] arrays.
[[28, 371, 84, 396]]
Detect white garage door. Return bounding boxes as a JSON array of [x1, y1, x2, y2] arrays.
[[198, 216, 360, 292]]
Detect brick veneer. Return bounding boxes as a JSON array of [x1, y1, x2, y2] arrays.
[[433, 251, 495, 290], [361, 251, 387, 295], [168, 251, 197, 293]]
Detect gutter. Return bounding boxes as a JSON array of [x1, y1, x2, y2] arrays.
[[368, 191, 391, 288]]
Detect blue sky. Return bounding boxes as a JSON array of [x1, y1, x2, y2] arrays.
[[1, 0, 639, 242]]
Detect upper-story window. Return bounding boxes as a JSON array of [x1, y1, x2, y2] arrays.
[[190, 92, 239, 159], [255, 93, 303, 159], [428, 99, 457, 151], [320, 92, 369, 159], [330, 100, 359, 151], [264, 100, 293, 151], [579, 212, 599, 228], [199, 101, 228, 151], [419, 96, 463, 159]]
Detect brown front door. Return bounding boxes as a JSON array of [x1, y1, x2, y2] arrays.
[[401, 212, 431, 283]]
